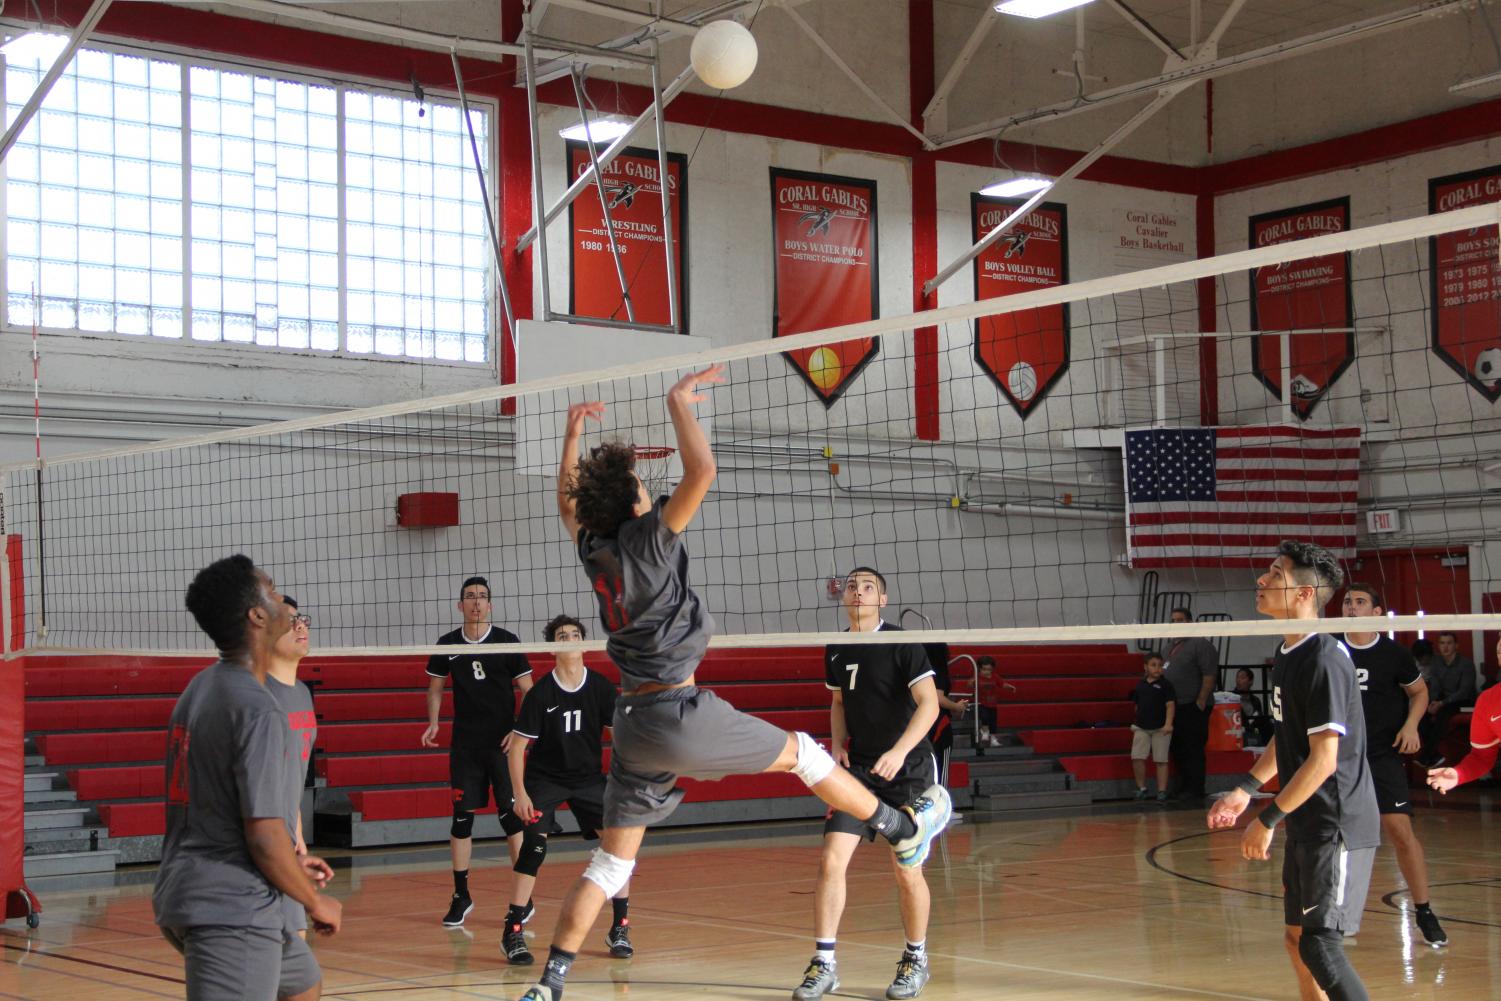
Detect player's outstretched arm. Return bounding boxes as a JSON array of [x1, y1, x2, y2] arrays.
[[661, 364, 724, 534], [558, 401, 606, 538]]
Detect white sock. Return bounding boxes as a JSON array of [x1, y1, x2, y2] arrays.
[[905, 939, 926, 960], [814, 940, 836, 965]]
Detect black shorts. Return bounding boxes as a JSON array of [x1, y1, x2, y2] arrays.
[[1282, 837, 1375, 934], [527, 772, 607, 840], [1367, 748, 1413, 816], [450, 742, 524, 836], [824, 745, 939, 840]]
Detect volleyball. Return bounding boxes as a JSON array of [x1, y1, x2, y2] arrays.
[[1007, 360, 1037, 400], [691, 20, 758, 90], [808, 347, 842, 392]]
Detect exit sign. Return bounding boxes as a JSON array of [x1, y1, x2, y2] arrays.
[[1367, 509, 1401, 534]]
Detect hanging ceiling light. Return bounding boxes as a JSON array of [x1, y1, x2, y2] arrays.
[[994, 0, 1096, 19], [557, 118, 633, 143], [979, 177, 1053, 197]]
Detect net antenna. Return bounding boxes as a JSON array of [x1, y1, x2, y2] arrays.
[[632, 444, 678, 498]]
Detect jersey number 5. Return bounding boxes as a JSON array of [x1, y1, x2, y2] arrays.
[[845, 664, 859, 690], [1271, 686, 1283, 723], [472, 661, 486, 681]]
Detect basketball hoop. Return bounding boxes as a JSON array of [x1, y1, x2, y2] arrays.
[[633, 444, 677, 498]]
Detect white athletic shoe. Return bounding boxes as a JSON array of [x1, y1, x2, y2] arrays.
[[893, 784, 952, 868], [517, 987, 556, 1001]]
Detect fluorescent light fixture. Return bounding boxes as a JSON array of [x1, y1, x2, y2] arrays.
[[1449, 70, 1501, 96], [979, 176, 1052, 197], [558, 119, 633, 143], [1, 31, 71, 65], [994, 0, 1095, 19]]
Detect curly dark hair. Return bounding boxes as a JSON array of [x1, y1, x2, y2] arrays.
[[543, 614, 587, 642], [568, 440, 641, 538], [185, 554, 268, 657], [1277, 539, 1345, 608]]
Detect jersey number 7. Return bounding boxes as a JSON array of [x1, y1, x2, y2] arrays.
[[845, 664, 859, 690]]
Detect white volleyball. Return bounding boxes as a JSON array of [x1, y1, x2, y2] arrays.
[[690, 20, 758, 90]]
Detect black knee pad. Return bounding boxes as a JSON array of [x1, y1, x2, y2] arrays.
[[513, 828, 548, 877], [450, 809, 475, 840], [499, 808, 526, 838], [1297, 928, 1368, 1001]]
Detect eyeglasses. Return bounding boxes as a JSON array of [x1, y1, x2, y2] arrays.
[[292, 614, 312, 628]]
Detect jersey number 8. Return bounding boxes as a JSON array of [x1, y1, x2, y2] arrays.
[[472, 661, 486, 681]]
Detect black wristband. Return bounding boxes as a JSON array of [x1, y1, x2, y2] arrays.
[[1257, 802, 1287, 830], [1234, 772, 1261, 796]]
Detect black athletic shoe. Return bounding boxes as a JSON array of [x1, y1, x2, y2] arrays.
[[442, 893, 474, 927], [606, 921, 633, 958], [1417, 908, 1448, 947], [503, 922, 534, 965]]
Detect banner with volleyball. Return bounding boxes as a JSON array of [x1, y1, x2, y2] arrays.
[[771, 167, 879, 405], [1248, 197, 1354, 420], [1429, 165, 1501, 403], [971, 193, 1070, 418], [567, 141, 688, 332]]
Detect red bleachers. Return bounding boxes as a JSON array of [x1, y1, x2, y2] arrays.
[[27, 697, 177, 732], [96, 801, 165, 838], [1061, 750, 1257, 782], [69, 764, 164, 801], [994, 702, 1135, 728], [1020, 727, 1132, 755], [38, 730, 166, 764], [1000, 678, 1137, 702]]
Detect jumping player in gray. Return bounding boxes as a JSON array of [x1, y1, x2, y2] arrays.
[[514, 365, 952, 1001]]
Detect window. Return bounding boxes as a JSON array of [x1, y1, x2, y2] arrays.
[[4, 41, 493, 363]]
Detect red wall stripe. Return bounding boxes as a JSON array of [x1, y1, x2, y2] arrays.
[[910, 0, 940, 442]]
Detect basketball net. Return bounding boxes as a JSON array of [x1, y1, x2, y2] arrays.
[[633, 444, 677, 499]]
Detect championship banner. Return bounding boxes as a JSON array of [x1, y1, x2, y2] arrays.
[[567, 141, 688, 332], [1248, 198, 1353, 420], [971, 194, 1069, 418], [1430, 166, 1501, 402], [770, 168, 879, 404]]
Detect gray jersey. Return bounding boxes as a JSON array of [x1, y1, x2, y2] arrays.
[[266, 674, 316, 933], [578, 496, 714, 689], [153, 661, 297, 931], [1164, 636, 1218, 705]]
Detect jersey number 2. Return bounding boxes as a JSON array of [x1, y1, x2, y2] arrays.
[[562, 709, 583, 733]]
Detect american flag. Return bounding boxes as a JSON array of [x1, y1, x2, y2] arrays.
[[1123, 426, 1361, 568]]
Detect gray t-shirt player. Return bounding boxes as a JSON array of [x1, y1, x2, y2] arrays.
[[153, 660, 297, 931], [267, 674, 317, 933], [578, 496, 714, 689]]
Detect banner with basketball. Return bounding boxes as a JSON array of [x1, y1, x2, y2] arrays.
[[1248, 198, 1353, 420], [971, 194, 1069, 418], [567, 141, 688, 332], [770, 168, 879, 404], [1430, 165, 1501, 402]]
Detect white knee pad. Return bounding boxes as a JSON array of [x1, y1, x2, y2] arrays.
[[581, 849, 635, 898], [791, 731, 836, 787]]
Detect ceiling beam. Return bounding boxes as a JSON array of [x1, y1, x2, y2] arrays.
[[1099, 0, 1182, 60]]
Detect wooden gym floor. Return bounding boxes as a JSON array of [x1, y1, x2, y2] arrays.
[[5, 795, 1500, 1000]]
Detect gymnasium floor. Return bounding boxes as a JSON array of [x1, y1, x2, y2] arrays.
[[5, 796, 1500, 1001]]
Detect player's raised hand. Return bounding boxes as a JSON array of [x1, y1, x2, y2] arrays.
[[1207, 789, 1248, 830], [1426, 766, 1459, 794], [668, 364, 726, 405], [566, 401, 606, 434]]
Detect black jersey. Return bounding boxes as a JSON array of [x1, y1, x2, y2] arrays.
[[1343, 633, 1422, 747], [425, 625, 532, 747], [513, 668, 617, 786], [1270, 633, 1380, 847], [923, 642, 951, 745], [825, 623, 936, 763]]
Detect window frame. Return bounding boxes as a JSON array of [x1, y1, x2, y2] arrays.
[[0, 31, 501, 370]]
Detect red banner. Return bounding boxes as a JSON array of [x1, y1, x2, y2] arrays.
[[1248, 198, 1353, 420], [971, 195, 1069, 417], [567, 142, 687, 331], [771, 168, 879, 404], [1430, 166, 1501, 402]]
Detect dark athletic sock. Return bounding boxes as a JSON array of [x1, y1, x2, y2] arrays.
[[453, 869, 469, 896], [868, 801, 917, 843], [612, 897, 629, 925], [540, 946, 576, 994]]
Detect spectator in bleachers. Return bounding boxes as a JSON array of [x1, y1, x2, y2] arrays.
[[953, 655, 999, 746], [1164, 607, 1218, 800], [266, 595, 318, 939], [1130, 653, 1175, 801], [1419, 632, 1478, 766]]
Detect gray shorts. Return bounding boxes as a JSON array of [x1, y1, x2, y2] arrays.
[[162, 924, 320, 1001], [604, 687, 789, 828]]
